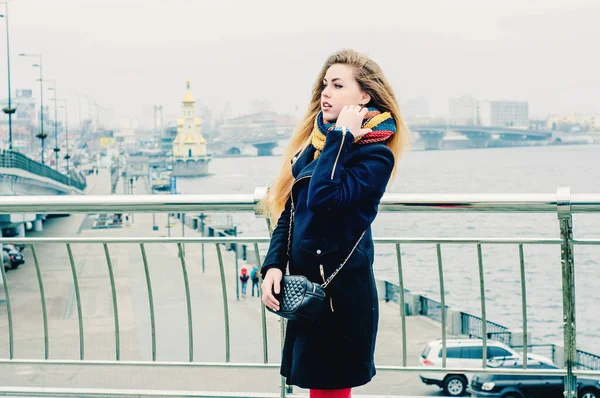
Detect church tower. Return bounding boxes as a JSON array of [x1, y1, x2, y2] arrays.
[[173, 80, 207, 158], [171, 80, 211, 177]]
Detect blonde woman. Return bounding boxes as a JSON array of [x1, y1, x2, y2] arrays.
[[261, 49, 408, 398]]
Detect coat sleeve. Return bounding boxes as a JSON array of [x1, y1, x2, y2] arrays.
[[307, 128, 395, 213], [261, 198, 292, 278]]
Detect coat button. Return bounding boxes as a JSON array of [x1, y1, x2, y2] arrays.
[[316, 249, 322, 255]]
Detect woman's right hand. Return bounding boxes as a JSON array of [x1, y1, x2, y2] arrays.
[[261, 268, 283, 311]]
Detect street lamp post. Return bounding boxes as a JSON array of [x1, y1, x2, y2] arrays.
[[0, 3, 16, 150], [198, 213, 206, 272], [19, 53, 46, 164], [64, 105, 70, 176], [76, 93, 82, 133], [58, 99, 70, 176], [46, 82, 60, 170]]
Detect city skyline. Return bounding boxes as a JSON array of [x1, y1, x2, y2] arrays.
[[0, 86, 595, 133], [0, 0, 597, 128]]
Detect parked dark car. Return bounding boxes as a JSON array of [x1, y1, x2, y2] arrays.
[[1, 228, 18, 238], [2, 244, 24, 269], [468, 360, 600, 398]]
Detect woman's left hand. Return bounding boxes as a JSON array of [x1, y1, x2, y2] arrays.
[[335, 105, 372, 139]]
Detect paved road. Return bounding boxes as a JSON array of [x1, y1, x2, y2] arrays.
[[0, 170, 449, 397]]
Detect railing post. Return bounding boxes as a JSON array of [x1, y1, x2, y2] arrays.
[[557, 187, 577, 398], [265, 215, 291, 398]]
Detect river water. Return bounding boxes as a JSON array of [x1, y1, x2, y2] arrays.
[[176, 143, 600, 354]]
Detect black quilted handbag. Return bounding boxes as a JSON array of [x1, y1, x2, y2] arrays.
[[266, 203, 365, 323], [269, 275, 327, 322]]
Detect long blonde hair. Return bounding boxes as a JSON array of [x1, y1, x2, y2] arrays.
[[262, 49, 409, 221]]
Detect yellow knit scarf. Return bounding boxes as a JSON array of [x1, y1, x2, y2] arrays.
[[310, 109, 393, 159]]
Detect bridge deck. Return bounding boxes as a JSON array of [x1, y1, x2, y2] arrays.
[[0, 170, 450, 397]]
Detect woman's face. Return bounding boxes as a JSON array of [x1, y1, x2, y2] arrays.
[[320, 63, 369, 122]]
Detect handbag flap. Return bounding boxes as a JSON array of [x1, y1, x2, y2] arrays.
[[278, 276, 308, 312]]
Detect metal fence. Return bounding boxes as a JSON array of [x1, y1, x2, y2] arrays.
[[384, 281, 513, 346], [420, 296, 446, 325], [511, 345, 600, 371], [384, 282, 600, 368], [0, 150, 86, 190], [461, 314, 513, 346], [514, 344, 558, 362], [576, 350, 600, 370], [0, 188, 598, 398]]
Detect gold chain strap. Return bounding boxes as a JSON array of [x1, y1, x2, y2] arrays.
[[321, 230, 366, 289], [285, 204, 294, 258]]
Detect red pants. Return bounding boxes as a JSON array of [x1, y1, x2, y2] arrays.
[[309, 388, 351, 398]]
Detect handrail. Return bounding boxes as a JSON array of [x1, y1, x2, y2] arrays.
[[0, 187, 596, 398], [0, 188, 600, 213], [0, 149, 86, 191]]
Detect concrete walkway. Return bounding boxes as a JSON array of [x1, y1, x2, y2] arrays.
[[0, 170, 449, 397]]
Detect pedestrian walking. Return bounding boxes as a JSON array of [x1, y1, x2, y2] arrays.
[[250, 264, 260, 297], [239, 268, 249, 298]]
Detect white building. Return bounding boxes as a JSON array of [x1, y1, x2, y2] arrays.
[[449, 95, 477, 125], [478, 101, 529, 128]]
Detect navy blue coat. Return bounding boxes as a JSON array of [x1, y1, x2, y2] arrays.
[[261, 128, 395, 389]]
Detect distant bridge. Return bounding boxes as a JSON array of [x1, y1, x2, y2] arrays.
[[211, 135, 287, 157], [214, 125, 555, 155], [409, 124, 553, 150], [242, 137, 280, 156]]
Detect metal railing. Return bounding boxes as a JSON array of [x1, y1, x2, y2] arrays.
[[510, 345, 600, 371], [460, 314, 512, 346], [0, 149, 86, 190], [385, 280, 511, 347], [0, 188, 598, 398], [420, 296, 447, 325], [514, 344, 558, 362], [576, 350, 600, 370], [383, 281, 600, 367], [384, 280, 513, 344]]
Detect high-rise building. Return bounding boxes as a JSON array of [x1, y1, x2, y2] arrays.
[[478, 101, 529, 128]]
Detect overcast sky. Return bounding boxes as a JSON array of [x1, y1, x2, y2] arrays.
[[1, 0, 598, 127]]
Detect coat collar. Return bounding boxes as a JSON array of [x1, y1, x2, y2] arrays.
[[291, 145, 317, 179]]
